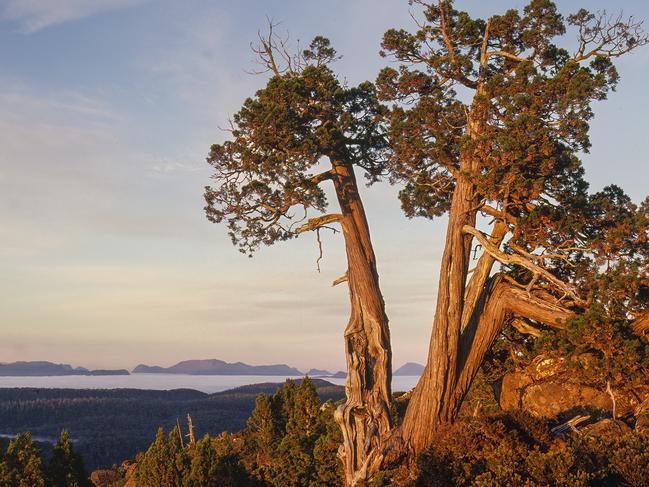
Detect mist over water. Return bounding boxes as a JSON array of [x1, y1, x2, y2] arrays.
[[0, 374, 420, 394]]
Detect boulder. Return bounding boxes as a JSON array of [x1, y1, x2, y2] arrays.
[[496, 355, 640, 419], [520, 382, 612, 418], [90, 469, 119, 487], [581, 418, 632, 437]]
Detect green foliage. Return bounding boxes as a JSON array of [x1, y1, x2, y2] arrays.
[[204, 36, 388, 255], [377, 0, 642, 228], [0, 432, 45, 487], [413, 414, 649, 487], [312, 402, 343, 486], [239, 379, 343, 486], [186, 435, 218, 486], [244, 394, 278, 474], [46, 430, 91, 487], [135, 427, 185, 486], [270, 378, 325, 486], [484, 187, 648, 392]]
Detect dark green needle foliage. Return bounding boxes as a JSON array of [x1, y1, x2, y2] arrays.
[[378, 0, 644, 232], [46, 430, 91, 487], [204, 35, 388, 255]]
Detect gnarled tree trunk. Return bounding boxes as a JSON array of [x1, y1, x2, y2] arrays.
[[330, 159, 393, 486]]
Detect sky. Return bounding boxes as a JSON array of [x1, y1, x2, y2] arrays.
[[1, 0, 648, 371]]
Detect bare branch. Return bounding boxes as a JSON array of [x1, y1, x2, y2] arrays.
[[570, 9, 649, 62], [462, 225, 585, 305], [296, 213, 343, 233], [332, 272, 348, 287]]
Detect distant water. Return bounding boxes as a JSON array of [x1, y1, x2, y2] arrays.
[[0, 373, 420, 394]]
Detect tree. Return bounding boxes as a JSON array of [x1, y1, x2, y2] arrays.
[[376, 0, 648, 460], [204, 30, 393, 484], [46, 430, 91, 487], [0, 432, 45, 487], [209, 433, 254, 487], [313, 401, 344, 486], [270, 378, 323, 486], [186, 435, 219, 487], [244, 393, 279, 476], [135, 427, 186, 486]]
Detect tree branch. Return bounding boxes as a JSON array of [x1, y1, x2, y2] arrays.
[[462, 225, 585, 305], [332, 272, 348, 287], [296, 213, 342, 233]]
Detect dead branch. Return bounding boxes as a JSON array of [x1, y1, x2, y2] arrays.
[[571, 9, 649, 62], [462, 225, 585, 305], [332, 272, 348, 287], [296, 213, 342, 233]]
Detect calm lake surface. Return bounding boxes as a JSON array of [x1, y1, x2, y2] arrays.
[[0, 374, 420, 394]]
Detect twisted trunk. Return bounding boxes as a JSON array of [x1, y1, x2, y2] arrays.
[[330, 159, 393, 486]]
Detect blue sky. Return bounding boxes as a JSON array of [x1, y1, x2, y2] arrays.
[[1, 0, 647, 371]]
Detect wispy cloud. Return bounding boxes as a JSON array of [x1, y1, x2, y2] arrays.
[[1, 0, 149, 33]]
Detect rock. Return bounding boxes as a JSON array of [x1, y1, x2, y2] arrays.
[[496, 355, 638, 419], [90, 469, 120, 486], [581, 418, 632, 437], [521, 382, 612, 418], [498, 371, 533, 411]]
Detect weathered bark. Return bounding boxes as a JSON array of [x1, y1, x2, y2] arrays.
[[328, 159, 393, 486], [398, 175, 478, 452]]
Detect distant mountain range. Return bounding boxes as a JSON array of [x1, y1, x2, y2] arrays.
[[133, 359, 303, 376], [321, 363, 425, 379], [0, 359, 425, 377], [394, 362, 425, 376], [0, 361, 129, 376]]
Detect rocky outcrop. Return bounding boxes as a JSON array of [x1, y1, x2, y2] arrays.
[[497, 355, 644, 420]]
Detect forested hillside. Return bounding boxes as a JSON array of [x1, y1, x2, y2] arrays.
[[0, 380, 344, 470]]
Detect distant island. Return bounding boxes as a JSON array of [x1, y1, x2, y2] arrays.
[[394, 362, 425, 376], [133, 359, 303, 376], [305, 368, 332, 376], [0, 359, 425, 378], [0, 361, 129, 376]]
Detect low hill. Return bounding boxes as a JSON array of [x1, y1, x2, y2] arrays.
[[394, 362, 425, 376]]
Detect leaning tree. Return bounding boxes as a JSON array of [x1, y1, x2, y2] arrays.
[[376, 0, 648, 458], [203, 34, 393, 484]]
